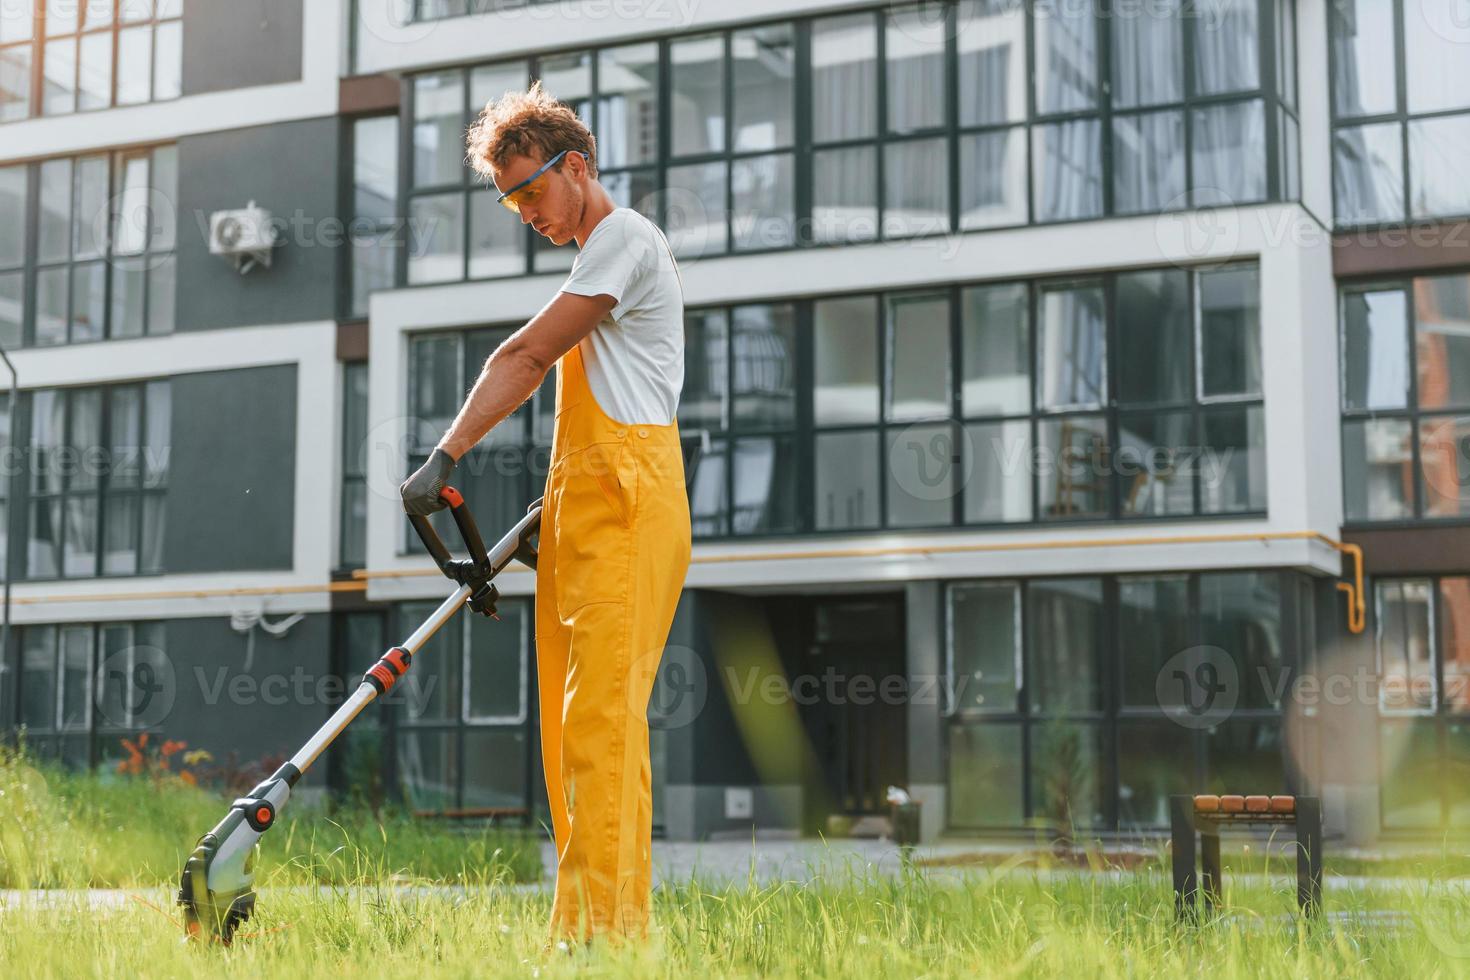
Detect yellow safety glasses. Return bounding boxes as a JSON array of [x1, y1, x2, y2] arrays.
[[494, 149, 589, 213]]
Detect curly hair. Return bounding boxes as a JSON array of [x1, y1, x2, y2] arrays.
[[465, 80, 598, 183]]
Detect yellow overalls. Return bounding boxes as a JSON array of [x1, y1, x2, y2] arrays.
[[534, 339, 691, 940]]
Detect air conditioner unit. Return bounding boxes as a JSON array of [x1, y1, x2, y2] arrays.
[[208, 200, 280, 274]]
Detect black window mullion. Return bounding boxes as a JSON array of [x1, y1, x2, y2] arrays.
[[950, 284, 964, 527], [1405, 286, 1421, 516], [395, 76, 413, 288], [794, 20, 813, 248], [795, 299, 814, 533], [945, 1, 960, 233], [876, 292, 888, 527], [461, 66, 473, 282], [876, 8, 888, 239], [723, 32, 734, 254], [1098, 0, 1113, 216]]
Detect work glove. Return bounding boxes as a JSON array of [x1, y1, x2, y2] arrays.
[[400, 447, 458, 516]]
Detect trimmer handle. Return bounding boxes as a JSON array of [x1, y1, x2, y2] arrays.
[[408, 486, 489, 576]]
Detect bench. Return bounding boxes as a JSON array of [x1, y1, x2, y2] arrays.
[[1169, 794, 1323, 918]]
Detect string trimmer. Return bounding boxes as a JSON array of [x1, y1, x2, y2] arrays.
[[178, 488, 540, 944]]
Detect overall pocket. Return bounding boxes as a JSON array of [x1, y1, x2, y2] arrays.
[[548, 441, 638, 617]]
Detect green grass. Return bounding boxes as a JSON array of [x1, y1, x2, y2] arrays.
[[0, 746, 541, 889], [2, 870, 1469, 977]]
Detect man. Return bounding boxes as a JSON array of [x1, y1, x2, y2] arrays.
[[399, 81, 690, 941]]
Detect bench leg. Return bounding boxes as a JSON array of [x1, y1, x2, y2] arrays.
[[1200, 829, 1222, 913], [1170, 795, 1197, 920], [1295, 796, 1323, 916]]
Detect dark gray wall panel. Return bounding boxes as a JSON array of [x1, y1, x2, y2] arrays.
[[164, 365, 297, 573], [163, 614, 331, 785], [175, 117, 341, 331], [182, 0, 304, 95]]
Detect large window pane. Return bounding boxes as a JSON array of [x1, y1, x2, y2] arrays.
[[884, 137, 948, 238], [732, 304, 795, 427], [949, 582, 1022, 713], [537, 51, 591, 123], [1039, 415, 1110, 518], [70, 260, 105, 342], [0, 271, 22, 348], [733, 436, 797, 534], [1193, 0, 1259, 95], [413, 71, 466, 188], [1112, 111, 1185, 215], [814, 297, 878, 426], [1200, 571, 1283, 710], [154, 19, 182, 100], [957, 0, 1026, 125], [680, 309, 728, 432], [410, 334, 461, 440], [1343, 418, 1413, 520], [597, 44, 659, 168], [462, 728, 527, 809], [1419, 416, 1470, 518], [1032, 119, 1102, 222], [1206, 720, 1285, 794], [1118, 411, 1195, 516], [1409, 115, 1470, 221], [1029, 721, 1105, 829], [813, 13, 877, 142], [1028, 577, 1102, 712], [1038, 284, 1106, 409], [1119, 575, 1190, 707], [77, 154, 111, 258], [1331, 0, 1397, 118], [815, 429, 879, 530], [731, 152, 794, 251], [670, 34, 724, 156], [1111, 0, 1182, 108], [886, 5, 947, 133], [77, 30, 110, 110], [116, 25, 150, 105], [1199, 265, 1262, 398], [63, 496, 97, 576], [1118, 720, 1194, 829], [0, 165, 23, 266], [813, 145, 879, 243], [1414, 275, 1470, 411], [469, 61, 528, 117], [20, 628, 57, 730], [664, 161, 726, 257], [959, 128, 1027, 229], [468, 189, 524, 278], [466, 604, 526, 722], [1192, 100, 1266, 205], [38, 158, 71, 263], [0, 45, 31, 123], [688, 437, 728, 537], [1377, 580, 1435, 713], [948, 724, 1023, 827], [1402, 0, 1470, 114], [1334, 123, 1405, 227], [407, 192, 465, 284], [961, 282, 1029, 417], [1201, 406, 1266, 513], [397, 729, 457, 812], [1441, 578, 1470, 713], [1033, 0, 1097, 113], [1117, 269, 1190, 405], [963, 420, 1031, 522], [886, 293, 950, 421], [35, 266, 67, 346], [732, 24, 794, 151], [42, 37, 76, 115], [887, 422, 955, 527]]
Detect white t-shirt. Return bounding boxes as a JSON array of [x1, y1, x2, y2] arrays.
[[558, 208, 684, 426]]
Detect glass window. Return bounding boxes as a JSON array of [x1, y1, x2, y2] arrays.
[[1032, 119, 1102, 222], [813, 145, 879, 244], [664, 161, 727, 257], [948, 724, 1024, 827], [351, 116, 400, 317], [1116, 269, 1191, 405], [886, 5, 947, 133], [1028, 577, 1102, 713], [732, 304, 796, 428], [681, 309, 728, 432], [413, 71, 466, 188], [732, 24, 794, 151], [814, 297, 878, 426], [1409, 115, 1470, 221], [1199, 265, 1262, 399], [1119, 576, 1190, 707], [470, 61, 529, 117], [1377, 579, 1435, 713], [1039, 415, 1110, 518], [1037, 284, 1106, 410], [732, 153, 795, 251], [961, 282, 1030, 417], [1029, 721, 1106, 829], [1193, 0, 1259, 95], [1200, 571, 1283, 709], [815, 429, 880, 529], [21, 627, 57, 730], [1200, 406, 1266, 513], [959, 128, 1027, 229], [466, 605, 526, 722], [0, 165, 23, 267], [1118, 719, 1194, 829], [949, 582, 1022, 712], [1118, 411, 1195, 516], [537, 51, 591, 123], [0, 43, 31, 124], [957, 0, 1026, 125], [1192, 100, 1266, 205], [886, 292, 951, 421], [1111, 0, 1182, 108], [1334, 123, 1405, 226], [1419, 415, 1470, 518], [670, 34, 725, 156], [733, 435, 797, 535], [407, 192, 465, 284], [597, 44, 660, 169], [688, 437, 729, 537], [1414, 275, 1470, 411], [1380, 717, 1441, 828], [1342, 418, 1414, 521], [884, 137, 949, 237], [1402, 0, 1470, 114], [462, 728, 528, 809], [1440, 578, 1470, 713], [1033, 0, 1097, 114], [1112, 111, 1185, 215], [812, 13, 878, 142], [963, 419, 1032, 522], [1331, 0, 1396, 118], [1206, 720, 1286, 794], [887, 422, 955, 527]]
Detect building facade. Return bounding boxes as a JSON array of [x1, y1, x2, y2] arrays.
[[0, 0, 1465, 843]]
